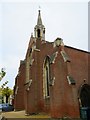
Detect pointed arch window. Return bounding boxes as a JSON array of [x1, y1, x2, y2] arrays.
[[43, 56, 50, 98]]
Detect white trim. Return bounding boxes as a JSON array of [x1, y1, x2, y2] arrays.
[[15, 86, 19, 95], [34, 48, 40, 52]]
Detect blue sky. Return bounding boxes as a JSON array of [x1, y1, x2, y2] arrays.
[[0, 1, 88, 89]]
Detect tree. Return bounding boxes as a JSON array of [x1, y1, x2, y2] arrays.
[[2, 87, 13, 103], [0, 68, 8, 88], [0, 68, 9, 103], [0, 88, 3, 103], [0, 68, 6, 81], [1, 81, 8, 89]]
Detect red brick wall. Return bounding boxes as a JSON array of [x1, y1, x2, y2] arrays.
[[65, 46, 89, 88], [14, 61, 25, 111], [24, 39, 54, 114], [24, 61, 39, 114], [50, 47, 80, 118], [14, 38, 90, 119]]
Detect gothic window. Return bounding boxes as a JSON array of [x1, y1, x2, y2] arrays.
[[43, 56, 50, 98], [37, 29, 40, 38], [26, 56, 30, 83], [79, 84, 90, 119], [46, 66, 50, 96], [80, 84, 90, 107]]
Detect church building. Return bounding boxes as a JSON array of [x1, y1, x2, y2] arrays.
[[14, 10, 90, 119]]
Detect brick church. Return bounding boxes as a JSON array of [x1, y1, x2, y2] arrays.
[[14, 10, 90, 119]]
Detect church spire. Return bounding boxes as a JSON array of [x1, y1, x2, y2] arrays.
[[37, 10, 42, 25], [34, 10, 45, 40]]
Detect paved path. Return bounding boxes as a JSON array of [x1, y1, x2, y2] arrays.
[[1, 111, 51, 118], [0, 115, 3, 120], [0, 112, 3, 120]]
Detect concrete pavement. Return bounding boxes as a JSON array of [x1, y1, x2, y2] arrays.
[[1, 110, 51, 118]]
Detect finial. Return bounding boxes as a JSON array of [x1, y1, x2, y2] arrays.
[[38, 6, 41, 13], [37, 6, 42, 25], [39, 6, 41, 10]]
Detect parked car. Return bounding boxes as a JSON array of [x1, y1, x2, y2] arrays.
[[0, 103, 14, 112]]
